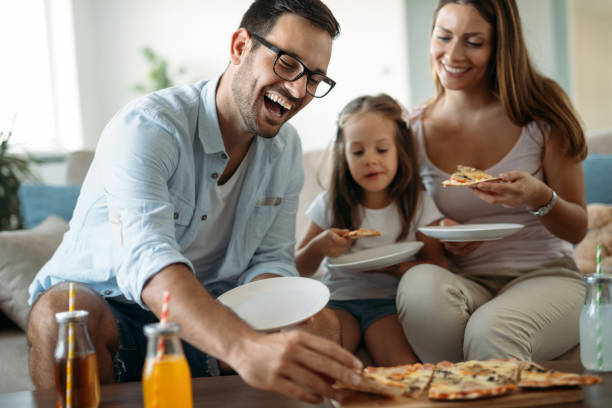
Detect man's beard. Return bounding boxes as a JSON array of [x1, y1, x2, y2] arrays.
[[231, 56, 278, 139]]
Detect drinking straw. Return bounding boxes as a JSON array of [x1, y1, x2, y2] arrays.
[[66, 283, 75, 408], [153, 291, 170, 408], [596, 245, 604, 370]]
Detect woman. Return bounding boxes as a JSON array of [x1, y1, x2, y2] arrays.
[[396, 0, 588, 363]]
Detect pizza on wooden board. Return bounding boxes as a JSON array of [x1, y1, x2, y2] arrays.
[[428, 359, 519, 400], [518, 361, 603, 387], [334, 363, 435, 398], [442, 165, 501, 187], [343, 228, 382, 239]]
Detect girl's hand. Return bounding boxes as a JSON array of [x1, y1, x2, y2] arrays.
[[470, 171, 551, 209], [440, 218, 482, 257], [315, 228, 352, 258]]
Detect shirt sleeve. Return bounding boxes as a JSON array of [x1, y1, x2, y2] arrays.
[[305, 192, 331, 230], [238, 132, 304, 283], [98, 105, 193, 306], [415, 191, 444, 228]]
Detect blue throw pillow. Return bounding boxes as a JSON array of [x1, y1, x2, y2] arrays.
[[17, 184, 81, 229], [583, 154, 612, 205]]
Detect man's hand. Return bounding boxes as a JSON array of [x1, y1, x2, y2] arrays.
[[229, 330, 363, 404]]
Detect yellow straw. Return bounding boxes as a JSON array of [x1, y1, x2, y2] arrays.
[[66, 283, 75, 408]]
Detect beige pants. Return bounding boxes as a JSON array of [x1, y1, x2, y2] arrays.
[[396, 257, 585, 363]]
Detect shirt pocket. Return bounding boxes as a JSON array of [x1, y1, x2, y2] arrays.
[[245, 198, 283, 243], [172, 200, 194, 241]]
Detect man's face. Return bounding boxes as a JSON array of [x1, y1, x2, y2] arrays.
[[232, 14, 333, 138]]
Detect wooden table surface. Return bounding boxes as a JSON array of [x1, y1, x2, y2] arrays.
[[0, 361, 609, 408]]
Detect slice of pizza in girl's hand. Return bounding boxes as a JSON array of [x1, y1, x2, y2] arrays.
[[442, 165, 501, 187], [343, 228, 382, 239]]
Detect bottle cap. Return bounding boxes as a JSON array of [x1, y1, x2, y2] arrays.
[[55, 310, 89, 324], [144, 322, 180, 337]]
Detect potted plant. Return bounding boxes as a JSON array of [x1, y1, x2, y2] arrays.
[[133, 47, 187, 94], [0, 117, 37, 230]]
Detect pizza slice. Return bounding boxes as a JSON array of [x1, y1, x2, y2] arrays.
[[333, 368, 406, 397], [428, 359, 519, 400], [365, 363, 435, 398], [442, 165, 500, 187], [344, 228, 382, 239], [518, 361, 603, 388]]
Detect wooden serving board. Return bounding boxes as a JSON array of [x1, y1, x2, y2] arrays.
[[332, 388, 583, 408]]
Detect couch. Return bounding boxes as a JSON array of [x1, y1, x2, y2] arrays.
[[1, 131, 610, 393]]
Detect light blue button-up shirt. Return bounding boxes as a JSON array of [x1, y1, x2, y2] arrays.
[[29, 76, 303, 307]]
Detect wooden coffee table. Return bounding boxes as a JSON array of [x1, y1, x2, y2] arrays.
[[1, 361, 610, 407]]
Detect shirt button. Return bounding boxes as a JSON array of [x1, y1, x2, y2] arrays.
[[220, 153, 228, 160], [201, 214, 207, 221], [173, 212, 179, 220], [211, 172, 219, 179], [104, 290, 112, 295]]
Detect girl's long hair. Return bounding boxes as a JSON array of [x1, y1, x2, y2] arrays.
[[327, 94, 422, 241], [430, 0, 586, 160]]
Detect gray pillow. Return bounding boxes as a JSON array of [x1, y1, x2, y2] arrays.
[[0, 216, 68, 330]]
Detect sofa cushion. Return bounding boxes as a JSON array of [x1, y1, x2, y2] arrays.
[[18, 184, 80, 229], [583, 154, 612, 205], [0, 216, 68, 330]]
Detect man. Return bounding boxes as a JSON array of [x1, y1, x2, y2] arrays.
[[27, 0, 363, 404]]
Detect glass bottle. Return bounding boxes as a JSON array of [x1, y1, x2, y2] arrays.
[[142, 322, 193, 408], [580, 274, 612, 371], [54, 310, 100, 408]]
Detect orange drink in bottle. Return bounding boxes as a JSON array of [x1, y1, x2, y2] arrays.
[[142, 322, 193, 408]]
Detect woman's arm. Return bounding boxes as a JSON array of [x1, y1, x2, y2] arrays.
[[295, 221, 351, 276], [471, 127, 587, 244]]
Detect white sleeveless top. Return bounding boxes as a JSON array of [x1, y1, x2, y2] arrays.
[[410, 107, 574, 275]]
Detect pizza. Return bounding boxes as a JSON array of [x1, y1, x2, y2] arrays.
[[442, 165, 500, 187], [428, 359, 519, 400], [364, 363, 435, 398], [334, 363, 434, 398], [335, 359, 603, 402], [344, 228, 382, 239], [334, 368, 406, 397], [518, 361, 603, 388]]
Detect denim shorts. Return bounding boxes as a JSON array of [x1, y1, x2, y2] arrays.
[[326, 298, 397, 333], [106, 298, 220, 383]]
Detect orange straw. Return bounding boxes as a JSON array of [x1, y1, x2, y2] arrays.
[[66, 283, 75, 408], [153, 291, 170, 408]]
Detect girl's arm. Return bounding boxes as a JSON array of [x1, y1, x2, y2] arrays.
[[295, 221, 351, 277], [471, 127, 587, 244]]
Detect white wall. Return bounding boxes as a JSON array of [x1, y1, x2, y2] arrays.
[[569, 0, 612, 133], [72, 0, 409, 152]]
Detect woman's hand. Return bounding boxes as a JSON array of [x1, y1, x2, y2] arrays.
[[470, 171, 552, 210], [440, 218, 483, 257]]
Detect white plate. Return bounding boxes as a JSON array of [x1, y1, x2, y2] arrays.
[[217, 277, 330, 332], [326, 242, 424, 273], [418, 223, 524, 242]]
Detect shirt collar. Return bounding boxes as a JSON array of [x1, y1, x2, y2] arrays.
[[198, 74, 225, 154]]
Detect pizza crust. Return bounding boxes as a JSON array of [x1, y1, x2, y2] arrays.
[[518, 361, 603, 387], [344, 228, 382, 239]]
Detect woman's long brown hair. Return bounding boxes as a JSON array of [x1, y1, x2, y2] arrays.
[[327, 94, 422, 241], [430, 0, 587, 160]]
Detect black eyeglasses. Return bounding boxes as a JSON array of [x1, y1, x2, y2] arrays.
[[248, 31, 335, 98]]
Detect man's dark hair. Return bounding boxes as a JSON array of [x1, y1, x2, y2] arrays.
[[239, 0, 340, 39]]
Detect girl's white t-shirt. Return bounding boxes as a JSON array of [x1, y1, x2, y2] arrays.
[[306, 191, 443, 300]]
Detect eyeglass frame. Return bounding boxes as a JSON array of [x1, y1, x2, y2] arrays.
[[247, 30, 336, 98]]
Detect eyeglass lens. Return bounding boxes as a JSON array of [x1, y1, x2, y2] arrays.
[[274, 54, 331, 98]]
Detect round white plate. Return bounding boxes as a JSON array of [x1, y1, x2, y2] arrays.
[[418, 223, 524, 242], [217, 277, 330, 332], [326, 242, 424, 273]]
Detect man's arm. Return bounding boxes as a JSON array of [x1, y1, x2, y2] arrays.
[[142, 264, 363, 404]]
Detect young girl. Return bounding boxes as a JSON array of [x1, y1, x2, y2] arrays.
[[296, 94, 448, 366]]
